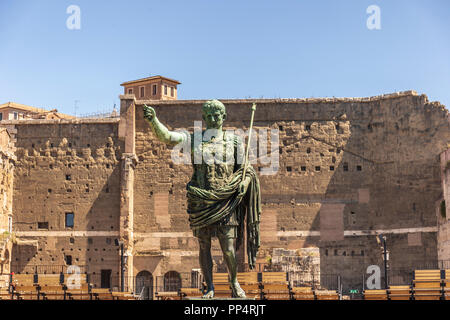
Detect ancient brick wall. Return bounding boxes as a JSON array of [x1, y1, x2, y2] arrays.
[[438, 148, 450, 262], [133, 91, 450, 290], [0, 128, 14, 283], [7, 119, 123, 288]]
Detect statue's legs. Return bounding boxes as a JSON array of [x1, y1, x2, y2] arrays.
[[217, 232, 246, 298], [198, 235, 214, 298]]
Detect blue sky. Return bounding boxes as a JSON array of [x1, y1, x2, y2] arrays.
[[0, 0, 449, 115]]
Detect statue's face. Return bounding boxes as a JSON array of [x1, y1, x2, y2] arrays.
[[203, 110, 226, 129]]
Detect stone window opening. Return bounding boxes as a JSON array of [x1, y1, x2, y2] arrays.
[[106, 164, 110, 168], [306, 147, 311, 154], [330, 166, 335, 171], [301, 166, 306, 171], [49, 164, 53, 169], [343, 163, 348, 171], [279, 125, 284, 131], [65, 255, 72, 265], [86, 164, 89, 169], [286, 166, 292, 172], [356, 165, 362, 171], [152, 84, 157, 95], [38, 222, 49, 229], [325, 249, 328, 256], [315, 166, 320, 171], [66, 174, 71, 181], [305, 124, 311, 131], [105, 186, 110, 193], [342, 251, 347, 256], [335, 124, 340, 131], [48, 189, 52, 193], [65, 212, 74, 228], [334, 249, 338, 256], [69, 237, 74, 244]]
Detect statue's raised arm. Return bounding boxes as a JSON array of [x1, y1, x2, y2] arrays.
[[143, 104, 185, 146]]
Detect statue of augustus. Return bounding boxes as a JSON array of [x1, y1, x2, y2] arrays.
[[143, 100, 261, 298]]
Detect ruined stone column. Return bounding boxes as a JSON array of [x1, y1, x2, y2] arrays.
[[119, 95, 137, 291]]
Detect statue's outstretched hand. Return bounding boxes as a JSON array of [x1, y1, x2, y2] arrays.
[[143, 104, 156, 122]]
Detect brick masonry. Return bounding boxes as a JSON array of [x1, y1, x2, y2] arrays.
[[1, 91, 449, 291]]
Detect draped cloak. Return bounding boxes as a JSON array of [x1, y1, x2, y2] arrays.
[[186, 164, 261, 270]]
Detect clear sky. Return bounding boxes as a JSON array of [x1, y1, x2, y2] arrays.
[[0, 0, 449, 116]]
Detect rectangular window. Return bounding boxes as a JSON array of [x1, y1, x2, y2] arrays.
[[65, 255, 72, 265], [140, 86, 145, 98], [164, 85, 168, 95], [8, 216, 12, 233], [127, 88, 133, 94], [38, 222, 49, 229], [0, 113, 3, 120], [101, 269, 112, 288], [13, 112, 18, 120], [170, 87, 174, 97], [65, 212, 74, 228], [152, 84, 157, 95]]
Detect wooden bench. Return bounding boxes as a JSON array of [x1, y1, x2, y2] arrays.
[[39, 286, 66, 300], [38, 274, 62, 287], [212, 273, 232, 298], [0, 287, 13, 300], [443, 270, 450, 300], [155, 291, 180, 300], [179, 287, 203, 299], [413, 270, 442, 300], [238, 272, 261, 299], [65, 283, 91, 300], [291, 287, 315, 300], [363, 289, 388, 300], [91, 288, 113, 300], [261, 272, 290, 300], [388, 285, 411, 300], [112, 292, 136, 300], [314, 289, 339, 300], [14, 285, 39, 300]]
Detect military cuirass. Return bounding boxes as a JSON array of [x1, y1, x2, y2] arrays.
[[190, 131, 238, 191]]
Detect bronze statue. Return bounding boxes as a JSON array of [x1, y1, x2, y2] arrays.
[[143, 100, 261, 298]]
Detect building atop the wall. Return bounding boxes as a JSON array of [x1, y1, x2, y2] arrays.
[[0, 102, 75, 120], [120, 75, 181, 100]]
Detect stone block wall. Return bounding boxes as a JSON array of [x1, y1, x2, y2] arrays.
[[6, 119, 123, 288], [132, 91, 449, 290]]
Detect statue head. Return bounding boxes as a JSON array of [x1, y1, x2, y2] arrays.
[[202, 99, 227, 129]]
